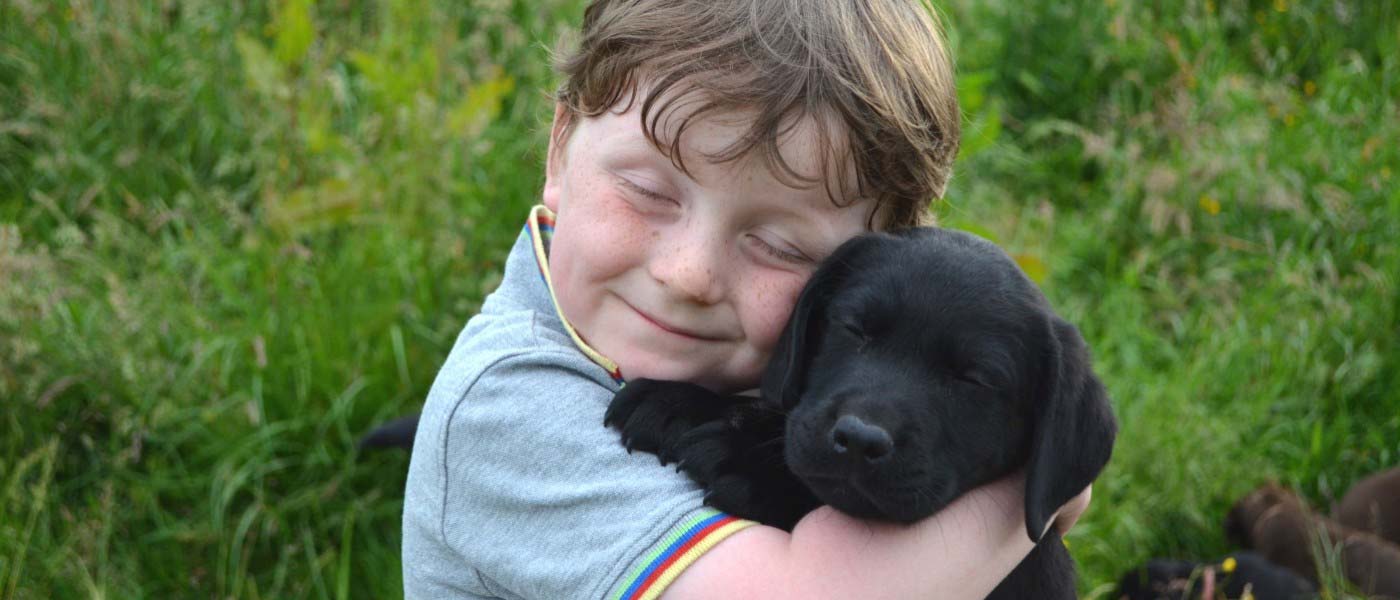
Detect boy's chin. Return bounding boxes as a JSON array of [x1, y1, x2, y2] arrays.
[[618, 354, 758, 394]]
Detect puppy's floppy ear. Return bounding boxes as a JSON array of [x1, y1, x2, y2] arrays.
[[762, 257, 840, 409], [1024, 316, 1118, 541], [761, 233, 889, 409]]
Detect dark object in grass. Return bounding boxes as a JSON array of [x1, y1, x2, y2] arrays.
[[1115, 551, 1316, 600], [604, 227, 1118, 600], [1226, 483, 1400, 599], [357, 414, 421, 452], [1333, 466, 1400, 547]]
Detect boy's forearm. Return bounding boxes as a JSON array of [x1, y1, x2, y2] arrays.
[[664, 475, 1036, 600], [786, 475, 1033, 599]]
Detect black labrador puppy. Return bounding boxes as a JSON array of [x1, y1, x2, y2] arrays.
[[1116, 552, 1317, 600], [605, 227, 1118, 600]]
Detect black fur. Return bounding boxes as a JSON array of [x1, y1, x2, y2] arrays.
[[605, 227, 1118, 599], [1116, 552, 1317, 600], [357, 414, 420, 452]]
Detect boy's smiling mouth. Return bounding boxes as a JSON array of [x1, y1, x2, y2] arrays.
[[622, 298, 729, 342]]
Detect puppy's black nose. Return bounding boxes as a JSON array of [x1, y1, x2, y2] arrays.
[[830, 415, 893, 462]]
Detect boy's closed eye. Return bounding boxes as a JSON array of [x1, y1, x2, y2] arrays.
[[614, 174, 816, 268], [616, 175, 678, 209], [744, 232, 812, 266]]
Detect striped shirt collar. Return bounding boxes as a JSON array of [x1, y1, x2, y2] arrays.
[[525, 205, 625, 383]]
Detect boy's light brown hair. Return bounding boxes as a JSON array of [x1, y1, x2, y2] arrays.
[[553, 0, 960, 229]]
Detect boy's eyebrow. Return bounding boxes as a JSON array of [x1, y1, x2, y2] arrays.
[[642, 133, 856, 208], [633, 97, 848, 193], [597, 113, 694, 182]]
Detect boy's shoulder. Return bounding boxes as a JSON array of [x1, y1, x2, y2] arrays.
[[459, 298, 595, 369], [404, 294, 731, 600], [435, 217, 622, 404], [437, 302, 617, 405], [402, 217, 755, 600], [422, 270, 621, 422]]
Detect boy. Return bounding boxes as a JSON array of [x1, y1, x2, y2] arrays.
[[403, 0, 1091, 598]]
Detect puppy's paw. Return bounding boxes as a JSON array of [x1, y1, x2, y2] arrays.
[[605, 379, 734, 463], [672, 421, 746, 484], [704, 474, 756, 517], [667, 408, 814, 530]]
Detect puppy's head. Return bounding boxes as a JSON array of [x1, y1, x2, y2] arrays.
[[763, 228, 1117, 540], [1334, 466, 1400, 543], [1225, 483, 1309, 548], [1115, 558, 1201, 600]]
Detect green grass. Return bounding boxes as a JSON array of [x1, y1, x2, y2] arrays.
[[1, 0, 1396, 597]]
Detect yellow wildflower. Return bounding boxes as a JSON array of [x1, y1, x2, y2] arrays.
[[1362, 136, 1381, 162], [1222, 556, 1237, 573], [1199, 195, 1221, 216]]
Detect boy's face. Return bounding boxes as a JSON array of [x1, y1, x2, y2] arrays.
[[543, 97, 874, 393]]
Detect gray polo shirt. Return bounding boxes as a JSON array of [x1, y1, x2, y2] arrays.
[[403, 206, 754, 600]]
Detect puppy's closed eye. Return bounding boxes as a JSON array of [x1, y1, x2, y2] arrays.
[[835, 319, 869, 345], [955, 369, 997, 390]]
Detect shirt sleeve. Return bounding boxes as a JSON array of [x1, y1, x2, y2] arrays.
[[404, 342, 753, 600]]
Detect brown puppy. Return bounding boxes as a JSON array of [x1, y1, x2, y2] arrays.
[[1226, 483, 1400, 599], [1334, 467, 1400, 546]]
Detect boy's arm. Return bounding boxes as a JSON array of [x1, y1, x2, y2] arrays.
[[664, 474, 1083, 600]]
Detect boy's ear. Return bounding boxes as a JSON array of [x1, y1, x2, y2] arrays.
[[543, 102, 571, 213]]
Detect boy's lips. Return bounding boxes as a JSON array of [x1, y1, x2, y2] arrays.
[[623, 300, 728, 341]]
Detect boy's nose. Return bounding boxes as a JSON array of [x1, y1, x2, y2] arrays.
[[650, 240, 725, 304]]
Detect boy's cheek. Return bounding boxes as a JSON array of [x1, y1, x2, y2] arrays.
[[558, 192, 653, 276], [740, 275, 807, 359]]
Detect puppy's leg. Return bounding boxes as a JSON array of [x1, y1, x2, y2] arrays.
[[606, 380, 818, 529], [357, 413, 421, 451], [605, 379, 746, 464], [668, 408, 819, 531]]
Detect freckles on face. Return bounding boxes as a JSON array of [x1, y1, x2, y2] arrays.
[[716, 264, 806, 386], [543, 98, 874, 392], [550, 177, 652, 307], [740, 273, 803, 356]]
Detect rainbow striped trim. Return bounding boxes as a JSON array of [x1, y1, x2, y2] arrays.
[[525, 205, 625, 383], [610, 509, 755, 600]]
